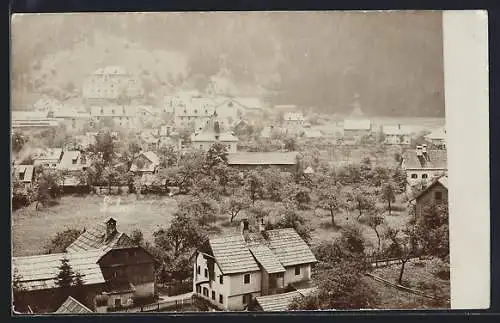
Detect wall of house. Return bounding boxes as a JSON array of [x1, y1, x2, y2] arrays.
[[406, 169, 447, 187], [193, 252, 231, 310], [193, 141, 237, 153], [416, 183, 448, 219], [228, 271, 262, 297], [284, 264, 311, 287], [106, 291, 134, 309], [132, 282, 155, 298]]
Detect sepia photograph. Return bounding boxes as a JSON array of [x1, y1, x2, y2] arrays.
[[9, 10, 488, 314]]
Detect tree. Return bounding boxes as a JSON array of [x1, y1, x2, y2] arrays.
[[158, 145, 178, 168], [178, 195, 219, 226], [192, 176, 222, 201], [222, 194, 251, 223], [205, 142, 228, 170], [288, 260, 377, 310], [317, 180, 343, 226], [12, 131, 26, 153], [244, 170, 266, 205], [56, 257, 75, 289], [33, 170, 62, 209], [415, 202, 449, 260], [45, 229, 82, 254], [380, 181, 397, 216], [153, 213, 206, 259], [365, 214, 384, 253], [262, 168, 287, 201], [348, 187, 376, 219], [267, 208, 313, 244], [384, 224, 420, 285], [130, 229, 144, 246], [102, 166, 120, 190], [87, 129, 116, 165]]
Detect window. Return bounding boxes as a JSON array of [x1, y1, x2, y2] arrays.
[[243, 294, 251, 305], [72, 159, 77, 165], [244, 274, 250, 284], [277, 272, 284, 278], [422, 174, 428, 179], [411, 174, 418, 179], [114, 298, 121, 307], [219, 275, 223, 284], [196, 285, 201, 294], [203, 287, 208, 297], [18, 172, 25, 181], [204, 269, 208, 278], [295, 266, 301, 276], [219, 294, 223, 304], [435, 191, 443, 201], [211, 291, 215, 300], [197, 266, 201, 275]]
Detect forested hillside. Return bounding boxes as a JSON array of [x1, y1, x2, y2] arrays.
[[11, 11, 445, 117]]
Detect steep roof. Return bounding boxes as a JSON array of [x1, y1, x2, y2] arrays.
[[129, 151, 160, 172], [412, 175, 448, 201], [66, 220, 133, 253], [248, 245, 286, 274], [227, 152, 298, 166], [55, 296, 93, 314], [12, 250, 105, 292], [343, 119, 371, 131], [403, 149, 447, 170], [209, 234, 260, 274], [265, 229, 317, 267], [255, 291, 302, 311]]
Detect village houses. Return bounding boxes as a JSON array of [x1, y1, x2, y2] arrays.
[[190, 112, 239, 153], [193, 221, 317, 311], [90, 105, 137, 128], [425, 126, 446, 149], [342, 119, 372, 144], [56, 150, 91, 189], [401, 144, 447, 189], [13, 218, 157, 314], [32, 148, 64, 168]]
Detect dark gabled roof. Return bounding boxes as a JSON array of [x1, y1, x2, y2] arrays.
[[403, 150, 447, 169], [209, 234, 260, 274], [55, 296, 93, 314], [412, 176, 448, 201], [265, 229, 317, 267], [66, 220, 133, 253]]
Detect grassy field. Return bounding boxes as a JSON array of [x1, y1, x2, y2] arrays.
[[369, 258, 450, 309], [12, 194, 179, 257], [12, 190, 412, 257]]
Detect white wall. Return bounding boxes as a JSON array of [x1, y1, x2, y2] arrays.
[[227, 291, 261, 311], [133, 282, 155, 298], [228, 271, 262, 296], [406, 169, 447, 187], [284, 264, 311, 286]]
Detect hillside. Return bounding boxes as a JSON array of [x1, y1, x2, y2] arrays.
[[11, 11, 445, 117]]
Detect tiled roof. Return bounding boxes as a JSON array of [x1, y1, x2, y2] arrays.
[[255, 291, 302, 311], [343, 119, 371, 131], [13, 165, 34, 183], [209, 235, 260, 274], [248, 245, 286, 274], [66, 219, 132, 253], [265, 229, 317, 267], [32, 148, 63, 161], [403, 149, 447, 169], [227, 152, 299, 166], [12, 250, 105, 291], [55, 296, 93, 314], [438, 176, 448, 188], [57, 151, 90, 171]]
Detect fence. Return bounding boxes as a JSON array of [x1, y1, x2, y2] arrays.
[[365, 272, 450, 303], [114, 296, 194, 313], [366, 255, 427, 269]]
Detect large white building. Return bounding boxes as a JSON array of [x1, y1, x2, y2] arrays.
[[402, 145, 447, 188], [193, 223, 317, 311], [82, 66, 144, 104], [190, 111, 238, 153]]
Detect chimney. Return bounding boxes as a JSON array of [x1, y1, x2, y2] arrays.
[[259, 218, 265, 233], [416, 145, 423, 157], [104, 218, 117, 241], [240, 219, 249, 235]]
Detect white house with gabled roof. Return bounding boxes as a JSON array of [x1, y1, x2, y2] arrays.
[[192, 222, 317, 311]]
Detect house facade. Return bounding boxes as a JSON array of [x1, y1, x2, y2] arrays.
[[382, 124, 411, 145], [402, 145, 448, 188], [193, 224, 317, 311], [342, 119, 372, 144], [90, 105, 137, 128], [412, 176, 448, 221]]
